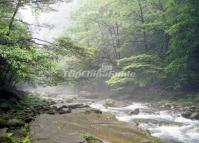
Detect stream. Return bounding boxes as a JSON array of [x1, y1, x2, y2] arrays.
[[21, 85, 199, 143], [90, 102, 199, 143]]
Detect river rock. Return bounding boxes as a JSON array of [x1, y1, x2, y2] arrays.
[[24, 116, 34, 123], [67, 103, 88, 109], [54, 103, 89, 110], [92, 109, 102, 114], [190, 113, 199, 120], [128, 108, 140, 115], [190, 106, 196, 111], [85, 109, 102, 114], [181, 108, 199, 120], [7, 119, 25, 127], [181, 111, 192, 118], [50, 105, 58, 111], [48, 100, 57, 106], [47, 109, 56, 115], [58, 108, 72, 114]]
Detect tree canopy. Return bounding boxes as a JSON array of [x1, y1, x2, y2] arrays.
[[67, 0, 199, 93]]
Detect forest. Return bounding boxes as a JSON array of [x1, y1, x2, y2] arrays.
[[0, 0, 199, 143], [1, 0, 199, 95], [66, 0, 199, 94]]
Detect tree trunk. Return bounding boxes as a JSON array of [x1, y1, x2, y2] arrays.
[[137, 0, 148, 51], [8, 0, 21, 35]]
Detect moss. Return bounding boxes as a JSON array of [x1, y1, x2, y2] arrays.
[[83, 133, 94, 141], [83, 133, 103, 143], [0, 125, 32, 143]]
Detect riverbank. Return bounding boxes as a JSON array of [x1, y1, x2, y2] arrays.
[[1, 87, 199, 143], [90, 99, 199, 143], [0, 91, 161, 143], [31, 108, 161, 143], [0, 90, 55, 143]]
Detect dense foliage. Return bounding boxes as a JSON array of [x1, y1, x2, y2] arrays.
[[0, 1, 52, 90], [67, 0, 199, 93], [0, 0, 92, 92]]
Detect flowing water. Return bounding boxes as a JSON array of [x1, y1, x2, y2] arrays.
[[90, 102, 199, 143], [22, 85, 199, 143]]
